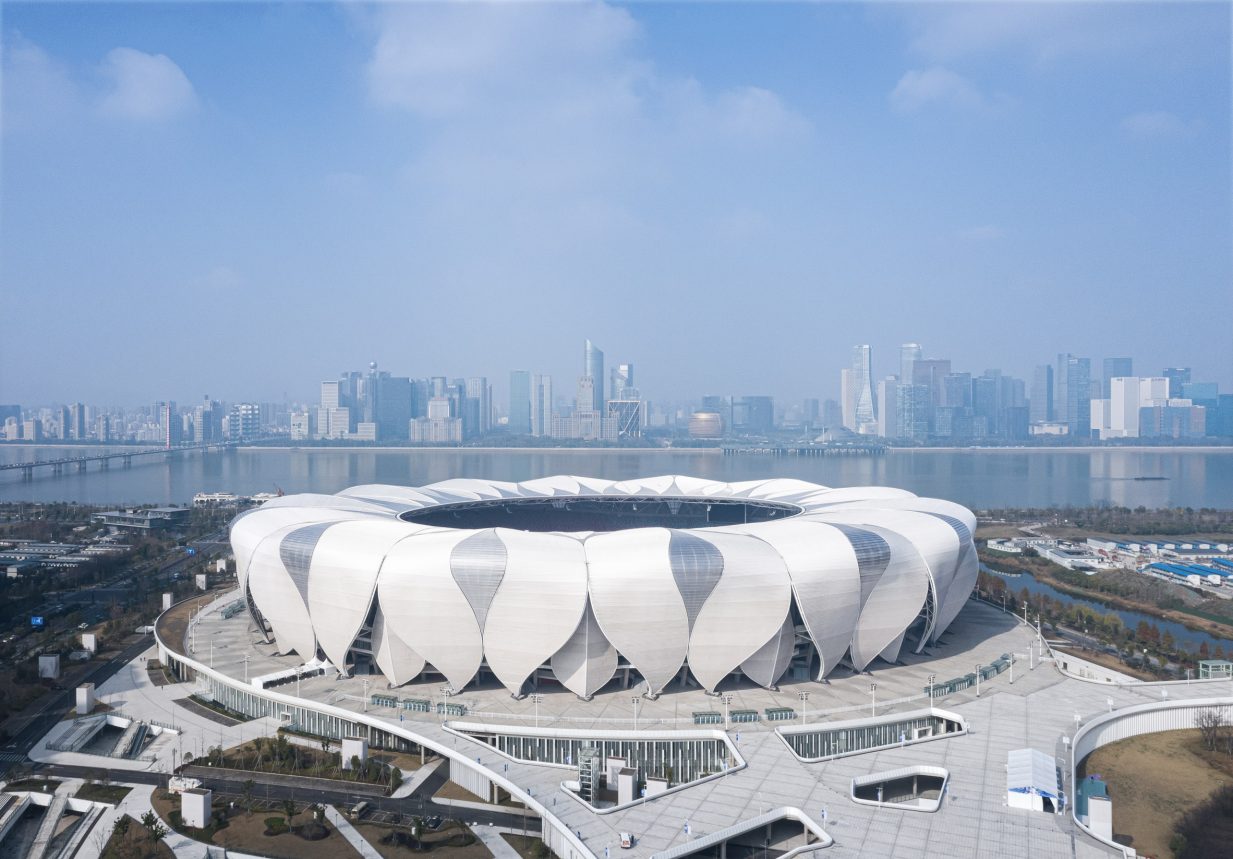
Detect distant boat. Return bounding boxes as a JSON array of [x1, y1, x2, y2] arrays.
[[1132, 476, 1169, 481]]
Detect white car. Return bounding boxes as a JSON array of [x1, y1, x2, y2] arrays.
[[619, 833, 633, 849]]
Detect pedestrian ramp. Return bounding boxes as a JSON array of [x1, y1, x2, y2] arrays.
[[27, 791, 69, 859]]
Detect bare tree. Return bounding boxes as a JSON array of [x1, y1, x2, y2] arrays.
[[1196, 707, 1227, 751]]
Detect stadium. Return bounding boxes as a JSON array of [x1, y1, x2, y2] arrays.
[[231, 475, 979, 698]]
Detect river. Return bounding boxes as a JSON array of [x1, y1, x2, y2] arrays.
[[1, 445, 1231, 510]]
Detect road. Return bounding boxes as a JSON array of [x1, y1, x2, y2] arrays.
[[26, 758, 540, 831], [0, 633, 158, 778]]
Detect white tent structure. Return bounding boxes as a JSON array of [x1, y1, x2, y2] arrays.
[[1007, 748, 1061, 813]]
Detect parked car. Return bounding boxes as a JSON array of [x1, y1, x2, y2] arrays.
[[620, 833, 634, 849]]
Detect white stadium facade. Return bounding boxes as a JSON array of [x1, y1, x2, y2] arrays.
[[232, 475, 979, 698]]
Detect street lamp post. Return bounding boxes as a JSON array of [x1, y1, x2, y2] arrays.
[[531, 693, 544, 728], [928, 674, 936, 708], [721, 694, 733, 730], [363, 679, 368, 713], [1009, 653, 1014, 685], [631, 696, 640, 731], [869, 682, 877, 718], [243, 653, 249, 685], [975, 664, 982, 697], [797, 690, 809, 726]]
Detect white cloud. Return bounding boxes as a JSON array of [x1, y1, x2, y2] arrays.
[[1120, 111, 1200, 140], [1, 34, 81, 133], [889, 67, 986, 113], [97, 47, 196, 120]]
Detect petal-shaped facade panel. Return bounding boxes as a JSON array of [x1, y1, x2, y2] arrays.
[[551, 602, 618, 698], [483, 530, 589, 694], [245, 523, 321, 659], [450, 530, 507, 632], [686, 532, 792, 693], [586, 529, 688, 696], [230, 504, 372, 592], [378, 530, 483, 691], [734, 520, 861, 679], [825, 521, 931, 671], [305, 520, 409, 672], [740, 614, 796, 688], [371, 601, 425, 686]]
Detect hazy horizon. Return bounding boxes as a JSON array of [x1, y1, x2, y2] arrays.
[[2, 1, 1230, 407]]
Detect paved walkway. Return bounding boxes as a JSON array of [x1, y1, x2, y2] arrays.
[[325, 803, 383, 858], [391, 757, 443, 798], [470, 822, 527, 859]]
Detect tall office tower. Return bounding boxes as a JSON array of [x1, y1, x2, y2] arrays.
[[840, 368, 856, 430], [584, 340, 604, 410], [376, 376, 412, 441], [321, 380, 341, 409], [159, 401, 181, 447], [67, 403, 86, 439], [900, 343, 922, 388], [820, 398, 842, 433], [1102, 357, 1133, 397], [971, 375, 998, 435], [56, 405, 70, 439], [850, 345, 877, 432], [508, 371, 532, 435], [610, 363, 634, 401], [896, 384, 930, 440], [942, 373, 973, 409], [430, 376, 448, 398], [1055, 355, 1092, 437], [1030, 365, 1054, 423], [531, 374, 553, 437], [409, 379, 429, 419], [576, 376, 596, 414], [1162, 368, 1191, 399], [733, 396, 775, 435], [465, 377, 491, 437], [877, 377, 898, 438], [911, 358, 951, 432], [96, 414, 110, 442], [361, 363, 386, 425]]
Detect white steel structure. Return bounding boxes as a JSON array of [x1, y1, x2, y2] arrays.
[[233, 476, 978, 698]]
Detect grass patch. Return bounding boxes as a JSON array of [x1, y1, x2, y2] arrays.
[[75, 782, 133, 804], [502, 834, 553, 859], [100, 816, 175, 859], [7, 778, 61, 793], [188, 694, 253, 722]]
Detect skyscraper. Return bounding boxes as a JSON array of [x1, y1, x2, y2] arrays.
[[851, 345, 876, 433], [584, 340, 604, 410], [900, 343, 922, 387], [531, 374, 553, 437], [465, 377, 491, 437], [877, 377, 898, 438], [1102, 357, 1133, 397], [1162, 368, 1191, 399], [1030, 365, 1054, 423], [508, 370, 532, 435], [610, 363, 634, 401], [1055, 354, 1092, 437]]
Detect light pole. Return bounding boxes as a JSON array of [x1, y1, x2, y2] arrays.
[[631, 696, 640, 731], [721, 694, 733, 730], [363, 679, 369, 712], [1009, 654, 1014, 685], [869, 682, 877, 718], [928, 674, 936, 708], [975, 664, 982, 698], [440, 686, 451, 723], [797, 690, 809, 726], [243, 653, 249, 685], [531, 693, 544, 728]]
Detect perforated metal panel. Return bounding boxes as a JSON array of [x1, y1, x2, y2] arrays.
[[450, 529, 508, 631], [668, 531, 723, 633], [279, 522, 333, 602], [832, 524, 891, 596]]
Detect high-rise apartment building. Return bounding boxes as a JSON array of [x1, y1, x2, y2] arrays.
[[584, 340, 604, 411], [158, 401, 181, 447], [69, 403, 87, 439], [877, 377, 898, 438], [508, 371, 532, 435], [227, 403, 260, 440]]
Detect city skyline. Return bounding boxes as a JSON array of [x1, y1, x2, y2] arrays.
[[2, 2, 1229, 405]]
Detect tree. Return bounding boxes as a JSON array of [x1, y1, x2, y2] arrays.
[[389, 766, 403, 794], [1196, 707, 1227, 751], [140, 810, 167, 840], [241, 778, 255, 812], [282, 798, 297, 821], [350, 755, 362, 778]]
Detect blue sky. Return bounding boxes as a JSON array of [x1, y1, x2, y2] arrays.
[[2, 1, 1229, 407]]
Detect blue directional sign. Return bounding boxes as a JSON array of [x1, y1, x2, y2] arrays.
[[31, 616, 44, 628], [185, 547, 197, 556]]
